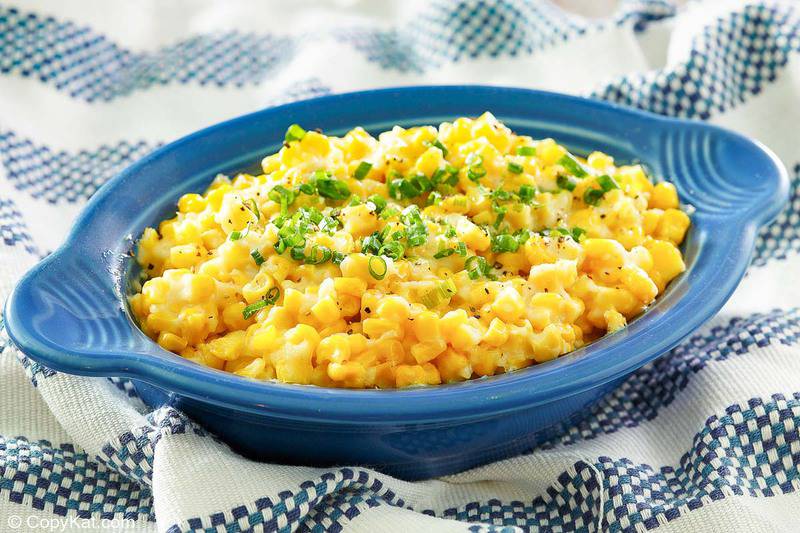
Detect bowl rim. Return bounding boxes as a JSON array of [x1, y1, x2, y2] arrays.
[[4, 85, 790, 424]]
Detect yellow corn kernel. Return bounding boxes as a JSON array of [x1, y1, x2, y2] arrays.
[[204, 330, 247, 361], [491, 286, 524, 323], [412, 310, 441, 342], [483, 318, 509, 347], [282, 288, 304, 315], [328, 361, 366, 386], [604, 310, 627, 332], [311, 295, 341, 324], [334, 277, 368, 296], [178, 193, 206, 213], [342, 204, 380, 238], [241, 271, 275, 304], [222, 302, 251, 330], [157, 332, 187, 352], [410, 339, 447, 364], [395, 364, 441, 388], [655, 208, 691, 245], [376, 295, 410, 323], [470, 347, 500, 376], [248, 324, 281, 356], [650, 182, 679, 210], [362, 317, 402, 339], [168, 244, 204, 268], [435, 350, 471, 382], [645, 239, 686, 292], [232, 357, 267, 379], [316, 333, 351, 364], [146, 311, 179, 335]]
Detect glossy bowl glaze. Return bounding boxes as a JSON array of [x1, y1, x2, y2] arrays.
[[4, 86, 789, 480]]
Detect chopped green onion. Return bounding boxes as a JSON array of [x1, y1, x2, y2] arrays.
[[507, 161, 524, 174], [427, 191, 443, 206], [362, 232, 383, 255], [491, 233, 519, 253], [421, 278, 457, 308], [367, 194, 387, 212], [378, 241, 404, 261], [298, 182, 315, 195], [331, 251, 346, 265], [557, 154, 587, 177], [305, 244, 332, 265], [465, 256, 489, 280], [571, 227, 587, 241], [290, 247, 306, 261], [316, 178, 351, 200], [518, 184, 536, 203], [583, 188, 604, 206], [428, 139, 449, 157], [242, 287, 280, 319], [557, 175, 577, 192], [516, 146, 536, 156], [368, 255, 388, 280], [597, 175, 619, 192], [284, 124, 306, 143], [229, 224, 250, 241], [467, 166, 486, 182], [354, 161, 372, 180], [433, 247, 455, 259], [493, 211, 505, 229], [456, 241, 467, 256], [444, 225, 457, 238], [247, 199, 260, 221], [251, 249, 265, 265]]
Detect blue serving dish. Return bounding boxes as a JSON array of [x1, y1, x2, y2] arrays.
[[4, 86, 789, 480]]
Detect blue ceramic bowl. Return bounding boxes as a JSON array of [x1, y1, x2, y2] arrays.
[[4, 86, 789, 480]]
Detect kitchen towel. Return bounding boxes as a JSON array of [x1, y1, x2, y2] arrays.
[[1, 0, 799, 531]]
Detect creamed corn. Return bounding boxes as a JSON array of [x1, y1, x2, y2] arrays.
[[131, 113, 690, 388]]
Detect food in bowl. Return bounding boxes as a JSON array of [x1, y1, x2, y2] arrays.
[[130, 113, 690, 389]]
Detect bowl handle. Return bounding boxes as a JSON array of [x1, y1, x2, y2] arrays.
[[4, 250, 153, 374], [652, 120, 789, 226]]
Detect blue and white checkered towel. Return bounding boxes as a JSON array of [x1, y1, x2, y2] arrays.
[[1, 1, 799, 531]]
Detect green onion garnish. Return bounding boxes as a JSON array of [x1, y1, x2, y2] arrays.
[[433, 248, 455, 259], [427, 191, 443, 206], [516, 146, 536, 156], [557, 175, 577, 192], [421, 278, 457, 308], [583, 188, 604, 206], [229, 224, 250, 241], [305, 245, 332, 265], [456, 241, 467, 256], [331, 251, 346, 265], [431, 139, 448, 157], [507, 161, 524, 174], [518, 184, 536, 203], [242, 287, 280, 319], [368, 255, 388, 280], [465, 256, 489, 280], [557, 154, 587, 177], [491, 233, 519, 253], [316, 178, 351, 200], [378, 241, 404, 261], [251, 249, 265, 265], [467, 166, 486, 182], [354, 161, 372, 180], [247, 199, 260, 221], [367, 194, 387, 212], [597, 175, 619, 192], [284, 124, 306, 143]]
